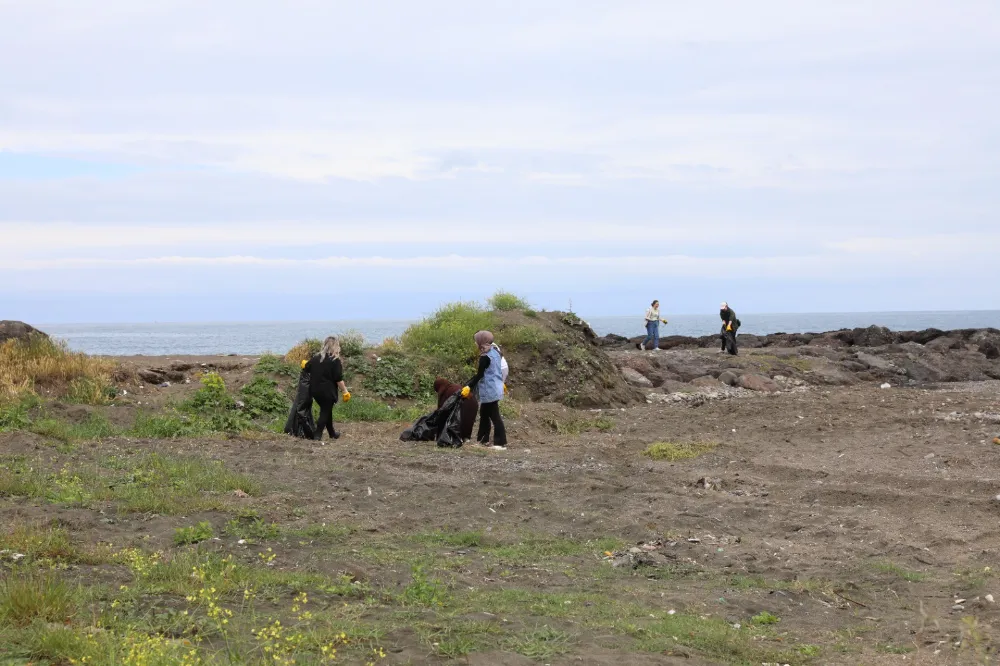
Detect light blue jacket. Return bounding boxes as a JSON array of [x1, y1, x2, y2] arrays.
[[478, 346, 505, 404]]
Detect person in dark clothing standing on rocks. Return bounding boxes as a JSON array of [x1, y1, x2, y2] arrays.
[[434, 377, 478, 442], [305, 336, 351, 441], [719, 302, 740, 356], [462, 330, 507, 449]]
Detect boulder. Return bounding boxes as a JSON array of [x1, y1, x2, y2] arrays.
[[737, 373, 780, 392], [850, 325, 897, 347], [718, 370, 740, 387], [620, 367, 654, 388], [855, 351, 896, 372], [924, 336, 961, 352], [0, 321, 48, 344]]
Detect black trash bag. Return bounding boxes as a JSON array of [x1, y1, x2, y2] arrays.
[[284, 368, 316, 439], [400, 392, 464, 448]]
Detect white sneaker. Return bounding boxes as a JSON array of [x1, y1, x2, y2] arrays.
[[639, 343, 645, 351]]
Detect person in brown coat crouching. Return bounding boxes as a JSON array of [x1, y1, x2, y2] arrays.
[[434, 377, 478, 442]]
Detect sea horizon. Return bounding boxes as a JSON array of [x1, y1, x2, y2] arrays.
[[35, 309, 1000, 357]]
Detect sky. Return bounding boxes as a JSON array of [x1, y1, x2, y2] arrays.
[[1, 0, 998, 323]]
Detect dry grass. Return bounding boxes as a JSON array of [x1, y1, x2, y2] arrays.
[[284, 338, 322, 366], [0, 337, 116, 404], [643, 441, 718, 461]]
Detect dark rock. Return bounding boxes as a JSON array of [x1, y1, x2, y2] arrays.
[[737, 374, 780, 392], [138, 368, 185, 384], [981, 342, 1000, 360], [0, 321, 48, 344]]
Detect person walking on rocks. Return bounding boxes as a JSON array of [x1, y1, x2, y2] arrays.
[[462, 330, 507, 449], [640, 300, 668, 351], [305, 336, 351, 441], [719, 302, 740, 355]]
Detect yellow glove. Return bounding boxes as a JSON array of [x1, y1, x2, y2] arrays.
[[503, 383, 508, 395], [461, 386, 471, 399], [726, 323, 732, 332], [661, 319, 668, 324], [342, 391, 351, 402], [300, 359, 307, 369]]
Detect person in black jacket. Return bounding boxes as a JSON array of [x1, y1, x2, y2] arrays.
[[304, 336, 351, 441], [719, 302, 739, 355]]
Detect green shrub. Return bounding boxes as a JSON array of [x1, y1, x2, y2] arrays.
[[0, 394, 38, 432], [488, 291, 531, 311], [185, 372, 232, 411], [339, 330, 366, 358], [239, 376, 290, 420], [365, 353, 420, 399], [174, 521, 215, 546], [66, 376, 115, 405], [751, 611, 780, 626], [129, 411, 208, 439], [285, 339, 322, 366], [255, 353, 298, 378], [402, 303, 496, 375]]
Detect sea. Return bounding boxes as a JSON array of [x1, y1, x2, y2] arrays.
[[39, 311, 1000, 357]]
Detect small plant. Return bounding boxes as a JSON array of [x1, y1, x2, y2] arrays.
[[174, 521, 215, 546], [0, 570, 79, 627], [333, 398, 423, 423], [186, 372, 231, 411], [225, 512, 281, 541], [401, 563, 449, 607], [751, 611, 780, 625], [254, 353, 298, 378], [643, 441, 717, 461], [488, 291, 531, 311], [505, 625, 573, 659]]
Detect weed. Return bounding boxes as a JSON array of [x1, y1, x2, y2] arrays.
[[488, 291, 531, 311], [643, 441, 717, 461], [751, 611, 780, 625], [339, 330, 366, 358], [0, 394, 38, 431], [174, 521, 215, 546], [872, 560, 926, 583], [185, 372, 231, 411], [413, 530, 484, 548], [0, 522, 89, 564], [400, 563, 449, 607], [225, 513, 281, 541], [543, 415, 616, 435], [129, 410, 208, 439], [402, 302, 497, 375]]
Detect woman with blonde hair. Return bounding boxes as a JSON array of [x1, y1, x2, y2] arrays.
[[304, 336, 351, 441]]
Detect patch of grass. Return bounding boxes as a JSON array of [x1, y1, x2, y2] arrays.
[[28, 417, 74, 443], [726, 574, 832, 594], [173, 521, 215, 546], [499, 399, 522, 419], [0, 570, 80, 627], [505, 625, 574, 659], [0, 456, 47, 498], [643, 441, 717, 461], [333, 397, 423, 423], [412, 530, 485, 548], [500, 324, 555, 350], [425, 620, 504, 658], [284, 338, 322, 366], [872, 560, 926, 583], [0, 336, 116, 404], [485, 536, 623, 566], [0, 394, 39, 432], [128, 410, 209, 439], [488, 291, 531, 312], [751, 611, 780, 625], [0, 522, 100, 564]]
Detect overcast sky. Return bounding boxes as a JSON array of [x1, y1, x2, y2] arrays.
[[2, 1, 998, 322]]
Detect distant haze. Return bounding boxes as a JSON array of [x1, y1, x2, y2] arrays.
[[2, 1, 998, 323]]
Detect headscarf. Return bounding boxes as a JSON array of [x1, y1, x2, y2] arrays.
[[474, 330, 494, 353]]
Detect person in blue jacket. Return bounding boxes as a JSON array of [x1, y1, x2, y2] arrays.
[[462, 330, 507, 449]]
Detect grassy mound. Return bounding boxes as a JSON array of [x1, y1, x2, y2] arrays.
[[0, 337, 116, 405]]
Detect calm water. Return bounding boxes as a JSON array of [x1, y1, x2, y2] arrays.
[[41, 311, 1000, 357]]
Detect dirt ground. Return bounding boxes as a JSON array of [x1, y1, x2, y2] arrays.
[[3, 351, 1000, 664]]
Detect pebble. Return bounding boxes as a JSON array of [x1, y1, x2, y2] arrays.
[[986, 594, 994, 603], [952, 604, 965, 611]]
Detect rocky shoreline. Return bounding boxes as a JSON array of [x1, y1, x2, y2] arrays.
[[596, 325, 1000, 400]]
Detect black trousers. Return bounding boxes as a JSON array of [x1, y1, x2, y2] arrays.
[[313, 397, 338, 439], [477, 401, 507, 446]]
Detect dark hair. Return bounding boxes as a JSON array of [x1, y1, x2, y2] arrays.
[[651, 300, 659, 307]]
